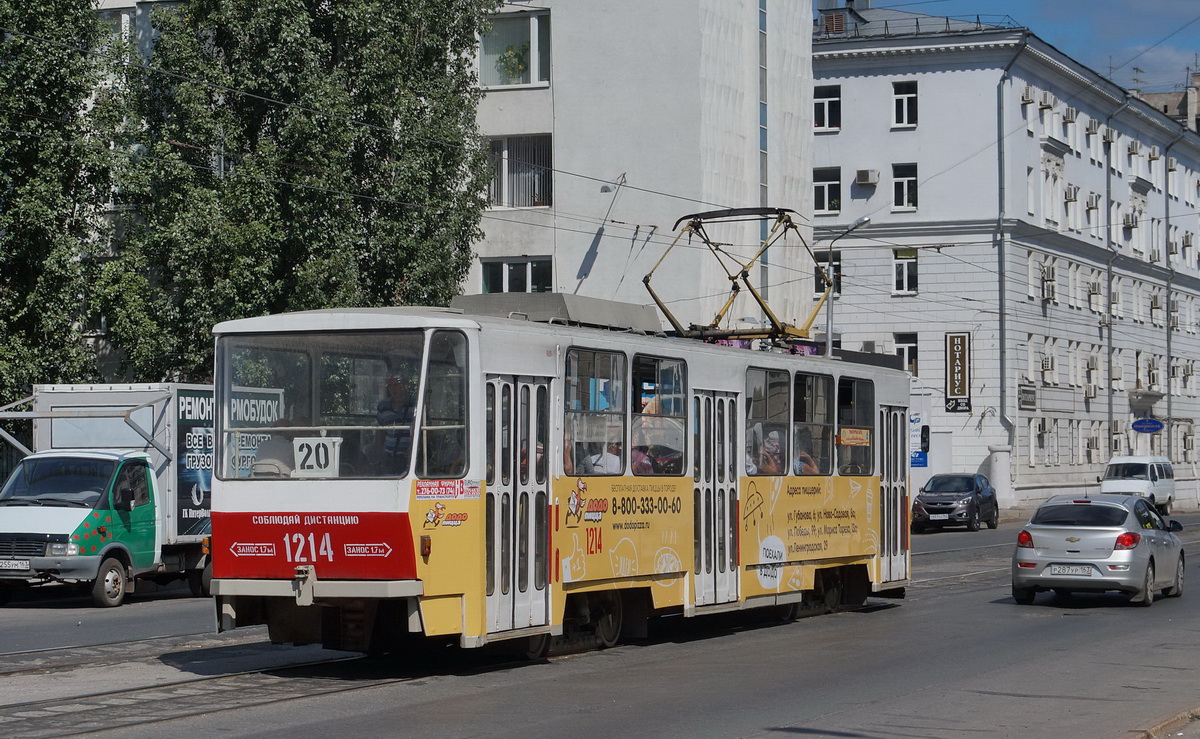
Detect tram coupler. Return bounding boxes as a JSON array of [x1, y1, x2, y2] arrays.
[[293, 565, 317, 606]]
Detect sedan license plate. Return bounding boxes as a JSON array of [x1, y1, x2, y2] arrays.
[[0, 559, 29, 571], [928, 514, 949, 520], [1051, 564, 1092, 577]]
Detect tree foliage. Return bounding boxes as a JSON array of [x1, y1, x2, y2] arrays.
[[0, 0, 114, 403], [97, 0, 497, 381]]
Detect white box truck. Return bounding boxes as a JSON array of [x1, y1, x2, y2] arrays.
[[0, 384, 219, 606]]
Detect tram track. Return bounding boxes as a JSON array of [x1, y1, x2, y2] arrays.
[[0, 643, 532, 739]]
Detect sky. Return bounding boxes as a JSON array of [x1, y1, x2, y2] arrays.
[[871, 0, 1200, 93]]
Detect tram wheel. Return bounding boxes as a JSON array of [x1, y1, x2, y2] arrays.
[[592, 591, 624, 648], [522, 633, 551, 660], [819, 570, 843, 614]]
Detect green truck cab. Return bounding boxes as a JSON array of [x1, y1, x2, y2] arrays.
[[0, 384, 213, 607]]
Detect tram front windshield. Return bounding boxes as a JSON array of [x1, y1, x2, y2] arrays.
[[216, 329, 468, 481]]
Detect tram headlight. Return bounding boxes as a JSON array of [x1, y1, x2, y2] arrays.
[[49, 542, 80, 556]]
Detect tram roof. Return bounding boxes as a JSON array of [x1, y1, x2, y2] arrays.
[[213, 306, 481, 335]]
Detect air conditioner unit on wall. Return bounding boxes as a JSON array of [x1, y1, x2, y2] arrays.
[[1021, 85, 1035, 104], [1086, 436, 1100, 450], [1150, 247, 1162, 263], [1041, 281, 1057, 301], [1065, 185, 1079, 202], [1169, 241, 1180, 255], [1086, 193, 1102, 210], [1087, 355, 1100, 370], [1151, 294, 1164, 310], [1123, 212, 1139, 228], [1087, 281, 1102, 295], [1168, 156, 1179, 171], [1039, 91, 1057, 109], [855, 169, 879, 185], [1085, 383, 1098, 399], [1064, 106, 1079, 122], [1112, 420, 1125, 434], [1086, 119, 1100, 135], [1128, 140, 1142, 155], [1036, 418, 1050, 435], [1041, 356, 1055, 371], [1186, 436, 1196, 451], [1103, 127, 1116, 143], [1185, 233, 1195, 248], [1148, 145, 1162, 160]]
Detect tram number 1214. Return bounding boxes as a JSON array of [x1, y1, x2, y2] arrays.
[[283, 532, 335, 563]]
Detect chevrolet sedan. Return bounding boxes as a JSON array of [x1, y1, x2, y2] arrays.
[[1011, 494, 1185, 606]]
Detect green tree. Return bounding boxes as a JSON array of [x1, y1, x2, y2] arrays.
[[99, 0, 497, 381], [0, 0, 114, 403]]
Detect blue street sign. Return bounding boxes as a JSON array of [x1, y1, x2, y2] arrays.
[[1130, 418, 1165, 434]]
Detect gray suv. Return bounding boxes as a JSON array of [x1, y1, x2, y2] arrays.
[[911, 473, 999, 533]]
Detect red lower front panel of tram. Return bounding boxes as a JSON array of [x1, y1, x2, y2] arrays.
[[212, 511, 418, 580]]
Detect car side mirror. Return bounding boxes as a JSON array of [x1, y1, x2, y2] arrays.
[[114, 486, 134, 511], [1169, 520, 1183, 532]]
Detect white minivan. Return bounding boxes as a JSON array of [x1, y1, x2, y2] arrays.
[[1099, 456, 1176, 514]]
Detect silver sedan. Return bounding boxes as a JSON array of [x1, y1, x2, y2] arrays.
[[1011, 493, 1185, 606]]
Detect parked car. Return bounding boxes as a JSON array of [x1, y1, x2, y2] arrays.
[[911, 473, 999, 533], [1011, 494, 1184, 606]]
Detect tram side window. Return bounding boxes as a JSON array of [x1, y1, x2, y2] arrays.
[[564, 349, 626, 475], [630, 355, 687, 476], [746, 368, 789, 475], [793, 372, 833, 475], [836, 377, 875, 475], [416, 331, 469, 478]]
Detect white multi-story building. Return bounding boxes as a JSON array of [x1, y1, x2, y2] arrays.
[[472, 0, 815, 332], [812, 1, 1200, 506]]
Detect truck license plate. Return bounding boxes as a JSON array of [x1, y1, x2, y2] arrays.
[[0, 559, 29, 571], [1051, 564, 1091, 576]]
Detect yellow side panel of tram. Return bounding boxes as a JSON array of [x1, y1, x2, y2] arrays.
[[409, 480, 487, 638], [739, 474, 879, 599], [553, 475, 690, 609]]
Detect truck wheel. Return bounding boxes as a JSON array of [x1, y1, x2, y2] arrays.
[[188, 561, 214, 598], [92, 558, 128, 607]]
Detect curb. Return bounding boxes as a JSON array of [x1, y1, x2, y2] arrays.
[[1123, 706, 1200, 738]]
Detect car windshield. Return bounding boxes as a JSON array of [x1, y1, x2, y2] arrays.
[[1031, 504, 1128, 527], [1104, 463, 1148, 480], [924, 475, 972, 493], [0, 458, 114, 508]]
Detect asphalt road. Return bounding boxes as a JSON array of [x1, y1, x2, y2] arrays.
[[1, 515, 1199, 738]]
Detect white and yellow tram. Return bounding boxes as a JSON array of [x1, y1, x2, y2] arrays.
[[210, 295, 910, 654]]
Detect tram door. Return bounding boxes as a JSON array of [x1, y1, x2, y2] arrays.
[[485, 376, 550, 633], [693, 391, 739, 606], [878, 405, 909, 583]]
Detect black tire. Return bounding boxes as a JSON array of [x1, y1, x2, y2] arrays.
[[966, 509, 981, 532], [1163, 556, 1185, 598], [91, 557, 128, 608], [1134, 562, 1155, 607], [1157, 499, 1173, 516], [592, 591, 623, 648], [1012, 585, 1036, 605], [187, 560, 214, 598], [986, 504, 999, 530]]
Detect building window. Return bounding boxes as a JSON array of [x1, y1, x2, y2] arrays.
[[482, 258, 552, 293], [893, 249, 918, 293], [895, 333, 918, 376], [489, 135, 552, 208], [814, 250, 842, 297], [892, 81, 917, 127], [814, 85, 841, 131], [893, 163, 917, 209], [814, 167, 841, 213], [480, 13, 550, 87]]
